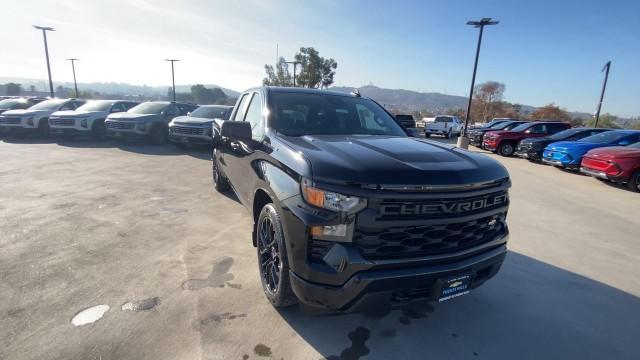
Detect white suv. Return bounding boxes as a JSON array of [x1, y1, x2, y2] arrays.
[[49, 100, 139, 139], [0, 98, 85, 137]]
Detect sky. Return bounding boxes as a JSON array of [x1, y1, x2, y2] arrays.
[[1, 0, 639, 116]]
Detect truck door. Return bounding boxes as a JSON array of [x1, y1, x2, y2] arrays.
[[220, 93, 252, 199]]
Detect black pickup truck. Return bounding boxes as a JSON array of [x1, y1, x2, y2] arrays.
[[212, 86, 510, 311]]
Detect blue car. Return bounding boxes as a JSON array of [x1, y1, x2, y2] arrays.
[[542, 130, 640, 169]]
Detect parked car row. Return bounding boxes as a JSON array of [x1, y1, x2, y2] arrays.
[[468, 118, 640, 192], [0, 98, 233, 145]]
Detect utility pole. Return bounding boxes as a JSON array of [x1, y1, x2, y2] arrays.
[[285, 60, 301, 87], [33, 25, 55, 98], [594, 61, 611, 128], [165, 59, 180, 101], [66, 58, 79, 98], [457, 18, 499, 149]]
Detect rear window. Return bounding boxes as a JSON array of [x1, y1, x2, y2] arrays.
[[395, 115, 414, 121], [435, 116, 453, 123]]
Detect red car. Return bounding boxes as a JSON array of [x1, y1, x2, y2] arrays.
[[580, 142, 640, 192], [483, 121, 571, 156]]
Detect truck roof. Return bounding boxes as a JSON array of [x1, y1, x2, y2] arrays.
[[263, 86, 363, 98]]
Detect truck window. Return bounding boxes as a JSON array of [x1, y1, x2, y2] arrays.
[[244, 93, 264, 140], [233, 94, 251, 121], [434, 116, 451, 123]]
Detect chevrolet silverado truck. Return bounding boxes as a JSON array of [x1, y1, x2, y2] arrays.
[[483, 121, 570, 156], [211, 86, 511, 311], [49, 100, 139, 139], [0, 98, 85, 137], [424, 115, 463, 138], [168, 105, 233, 146], [105, 101, 198, 144]]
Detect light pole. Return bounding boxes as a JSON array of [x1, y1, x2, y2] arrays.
[[33, 25, 55, 98], [457, 18, 499, 149], [66, 58, 79, 98], [165, 59, 180, 101], [285, 60, 301, 87], [594, 61, 611, 128]]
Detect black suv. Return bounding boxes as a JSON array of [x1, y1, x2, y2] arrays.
[[515, 127, 613, 161], [212, 87, 510, 311]]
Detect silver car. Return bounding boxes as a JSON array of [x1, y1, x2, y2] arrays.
[[168, 105, 233, 146]]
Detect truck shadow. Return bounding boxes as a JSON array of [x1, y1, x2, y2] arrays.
[[276, 251, 640, 359]]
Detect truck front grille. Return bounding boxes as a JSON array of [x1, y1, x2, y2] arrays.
[[106, 122, 135, 130], [353, 213, 507, 260], [0, 117, 21, 124], [50, 118, 75, 126], [172, 125, 204, 136]]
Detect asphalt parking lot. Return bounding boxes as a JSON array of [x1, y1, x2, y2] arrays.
[[1, 136, 639, 360]]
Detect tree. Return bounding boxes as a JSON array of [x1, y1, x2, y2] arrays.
[[472, 81, 506, 122], [263, 57, 293, 87], [29, 85, 36, 93], [263, 48, 338, 88], [530, 103, 571, 121], [190, 84, 228, 104], [294, 47, 338, 88], [583, 113, 621, 129], [5, 82, 22, 96]]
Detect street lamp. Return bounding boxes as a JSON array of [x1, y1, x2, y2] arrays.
[[66, 58, 79, 98], [457, 17, 499, 149], [594, 61, 611, 128], [165, 59, 180, 101], [285, 60, 301, 87], [33, 25, 55, 98]]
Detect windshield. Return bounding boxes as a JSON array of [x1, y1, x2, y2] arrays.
[[28, 99, 67, 111], [581, 131, 632, 144], [510, 123, 533, 132], [548, 128, 583, 140], [0, 99, 27, 110], [488, 121, 508, 128], [190, 106, 232, 119], [76, 100, 114, 112], [492, 121, 518, 130], [271, 93, 406, 136], [128, 102, 168, 115]]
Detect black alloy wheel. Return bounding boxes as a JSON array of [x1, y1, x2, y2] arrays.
[[256, 204, 298, 307]]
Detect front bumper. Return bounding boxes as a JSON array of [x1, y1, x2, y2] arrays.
[[290, 242, 507, 311], [483, 140, 498, 151], [514, 149, 541, 160], [0, 125, 38, 134], [50, 127, 91, 136], [169, 133, 212, 145], [579, 166, 608, 179], [105, 128, 149, 140]]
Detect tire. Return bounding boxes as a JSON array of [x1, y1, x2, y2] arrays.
[[37, 118, 50, 138], [498, 142, 515, 156], [256, 204, 298, 308], [627, 170, 640, 193], [425, 133, 431, 138], [212, 148, 230, 192], [149, 125, 167, 145], [445, 129, 452, 139], [91, 119, 106, 140]]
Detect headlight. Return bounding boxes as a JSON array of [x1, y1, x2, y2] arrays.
[[80, 119, 88, 128], [301, 178, 366, 212]]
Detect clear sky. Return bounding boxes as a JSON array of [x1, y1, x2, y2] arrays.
[[1, 0, 638, 116]]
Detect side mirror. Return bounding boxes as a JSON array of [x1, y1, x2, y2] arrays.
[[221, 121, 252, 141], [187, 112, 191, 117], [406, 128, 421, 138]]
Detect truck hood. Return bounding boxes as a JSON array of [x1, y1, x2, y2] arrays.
[[585, 146, 640, 160], [107, 112, 158, 122], [279, 135, 509, 186], [171, 115, 213, 125], [1, 109, 53, 117], [545, 141, 606, 154]]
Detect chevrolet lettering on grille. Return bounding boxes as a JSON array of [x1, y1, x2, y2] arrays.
[[380, 193, 508, 217]]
